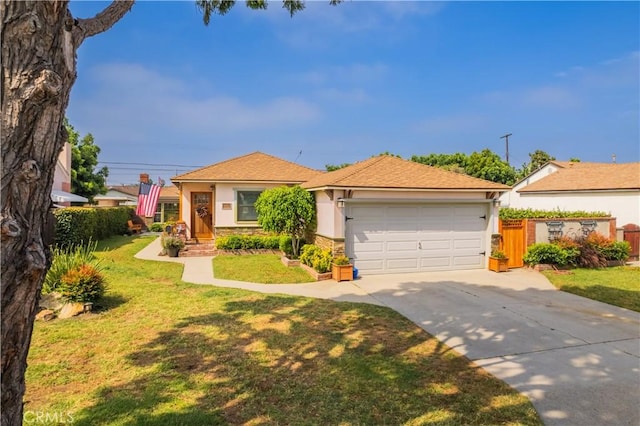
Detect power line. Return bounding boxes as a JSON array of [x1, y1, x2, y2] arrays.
[[98, 161, 204, 167]]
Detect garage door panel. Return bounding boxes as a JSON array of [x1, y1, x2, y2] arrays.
[[387, 241, 419, 252], [420, 239, 451, 250], [453, 238, 483, 249], [453, 255, 483, 267], [353, 241, 384, 253], [387, 206, 421, 218], [347, 203, 488, 274], [387, 258, 420, 270], [420, 257, 453, 268]]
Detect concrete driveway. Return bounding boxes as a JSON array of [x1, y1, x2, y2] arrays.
[[355, 268, 640, 426]]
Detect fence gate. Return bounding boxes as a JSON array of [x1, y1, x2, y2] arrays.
[[499, 219, 526, 268], [623, 224, 640, 261]]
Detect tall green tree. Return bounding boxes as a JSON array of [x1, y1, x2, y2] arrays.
[[515, 150, 556, 180], [1, 2, 341, 423], [255, 185, 316, 258], [65, 120, 108, 203], [411, 150, 517, 185]]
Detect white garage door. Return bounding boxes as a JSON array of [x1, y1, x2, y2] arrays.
[[346, 203, 488, 274]]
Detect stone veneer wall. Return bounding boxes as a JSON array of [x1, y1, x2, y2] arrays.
[[314, 234, 345, 256], [525, 218, 617, 246], [214, 227, 270, 237]]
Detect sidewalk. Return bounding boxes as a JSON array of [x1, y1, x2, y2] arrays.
[[134, 236, 382, 305]]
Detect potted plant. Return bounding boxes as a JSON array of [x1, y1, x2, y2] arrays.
[[332, 255, 353, 282], [488, 250, 509, 272], [162, 236, 185, 258]]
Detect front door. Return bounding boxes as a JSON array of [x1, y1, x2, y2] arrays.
[[191, 192, 213, 240]]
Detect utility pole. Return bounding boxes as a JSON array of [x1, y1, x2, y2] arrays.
[[500, 133, 512, 164]]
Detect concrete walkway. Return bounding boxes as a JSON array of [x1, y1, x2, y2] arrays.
[[136, 237, 640, 425]]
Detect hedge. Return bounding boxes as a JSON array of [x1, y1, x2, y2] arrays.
[[215, 234, 283, 250], [54, 207, 132, 247], [499, 207, 610, 220]]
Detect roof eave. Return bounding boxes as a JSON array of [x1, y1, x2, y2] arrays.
[[304, 185, 509, 192]]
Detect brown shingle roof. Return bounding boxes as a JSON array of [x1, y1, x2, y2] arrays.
[[301, 155, 510, 191], [108, 185, 139, 197], [172, 152, 322, 183], [159, 185, 179, 199], [519, 162, 640, 192]]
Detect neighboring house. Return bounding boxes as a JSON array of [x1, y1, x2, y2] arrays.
[[173, 152, 509, 274], [51, 142, 88, 206], [500, 161, 640, 227], [94, 183, 180, 223], [171, 152, 322, 241]]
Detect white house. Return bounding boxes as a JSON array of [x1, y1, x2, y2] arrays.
[[173, 152, 509, 274], [500, 161, 640, 227]]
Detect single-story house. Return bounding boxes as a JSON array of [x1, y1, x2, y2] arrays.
[[171, 152, 323, 241], [94, 183, 180, 223], [500, 161, 640, 227], [172, 152, 510, 274]]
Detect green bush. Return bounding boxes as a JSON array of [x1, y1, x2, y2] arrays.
[[215, 235, 285, 251], [44, 240, 102, 294], [280, 235, 294, 258], [300, 244, 332, 273], [523, 243, 573, 266], [149, 222, 165, 232], [500, 207, 610, 220], [54, 207, 131, 247], [58, 264, 106, 303], [600, 240, 631, 261]]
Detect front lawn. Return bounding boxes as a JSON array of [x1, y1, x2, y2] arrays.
[[542, 266, 640, 312], [213, 253, 313, 283], [25, 236, 541, 425]]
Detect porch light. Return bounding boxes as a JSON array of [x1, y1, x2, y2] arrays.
[[337, 199, 345, 208]]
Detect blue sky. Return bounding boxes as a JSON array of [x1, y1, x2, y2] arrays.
[[67, 1, 640, 185]]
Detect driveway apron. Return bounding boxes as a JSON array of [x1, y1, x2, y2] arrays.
[[355, 268, 640, 426]]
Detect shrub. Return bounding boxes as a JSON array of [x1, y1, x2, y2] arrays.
[[53, 207, 131, 247], [300, 244, 332, 273], [600, 240, 631, 261], [44, 240, 102, 294], [490, 250, 507, 259], [149, 222, 165, 232], [58, 264, 106, 303], [499, 207, 610, 220], [332, 255, 351, 265], [279, 235, 294, 258], [215, 235, 288, 251], [523, 243, 572, 266]]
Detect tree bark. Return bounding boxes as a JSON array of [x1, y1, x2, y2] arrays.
[[1, 1, 133, 424]]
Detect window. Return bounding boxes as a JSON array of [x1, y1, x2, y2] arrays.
[[237, 190, 262, 222], [154, 202, 179, 223]]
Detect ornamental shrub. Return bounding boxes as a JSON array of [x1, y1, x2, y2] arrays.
[[59, 264, 106, 303], [44, 240, 102, 294], [149, 222, 165, 232], [53, 206, 131, 247], [215, 235, 287, 251], [279, 235, 294, 258], [299, 244, 332, 273], [600, 240, 631, 261], [499, 207, 609, 220], [523, 243, 572, 266]]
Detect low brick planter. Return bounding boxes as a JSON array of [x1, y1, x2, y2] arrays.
[[300, 263, 332, 281], [281, 257, 300, 267]]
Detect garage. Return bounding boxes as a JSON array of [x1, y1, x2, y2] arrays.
[[346, 203, 489, 274]]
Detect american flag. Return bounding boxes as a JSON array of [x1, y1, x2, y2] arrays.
[[136, 182, 161, 217]]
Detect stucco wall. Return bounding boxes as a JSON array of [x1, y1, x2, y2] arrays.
[[499, 163, 562, 207]]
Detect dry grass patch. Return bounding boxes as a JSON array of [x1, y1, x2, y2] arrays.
[[25, 236, 541, 425]]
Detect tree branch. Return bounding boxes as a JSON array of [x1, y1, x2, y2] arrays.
[[72, 0, 135, 47]]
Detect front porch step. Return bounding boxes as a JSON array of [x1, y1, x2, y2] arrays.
[[179, 241, 217, 257]]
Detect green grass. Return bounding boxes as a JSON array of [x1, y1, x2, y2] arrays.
[[543, 266, 640, 312], [25, 236, 541, 425], [213, 254, 314, 284]]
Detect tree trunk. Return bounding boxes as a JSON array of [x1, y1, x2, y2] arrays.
[[1, 2, 132, 424]]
